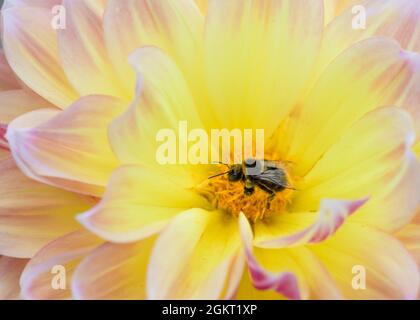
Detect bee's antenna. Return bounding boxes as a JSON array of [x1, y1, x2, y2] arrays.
[[208, 171, 230, 179], [212, 161, 230, 168]]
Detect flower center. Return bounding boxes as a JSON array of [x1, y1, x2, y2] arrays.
[[196, 160, 296, 222]]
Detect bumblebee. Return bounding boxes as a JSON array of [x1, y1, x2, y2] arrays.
[[210, 159, 295, 207]]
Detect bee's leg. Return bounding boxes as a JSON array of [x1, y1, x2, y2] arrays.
[[244, 178, 255, 196], [244, 186, 255, 196], [266, 192, 276, 209], [255, 183, 276, 209]]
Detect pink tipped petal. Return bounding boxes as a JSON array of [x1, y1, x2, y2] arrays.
[[0, 256, 28, 300], [6, 95, 125, 196], [254, 199, 368, 249], [0, 156, 93, 258], [58, 0, 128, 99], [2, 5, 78, 107], [72, 237, 155, 300], [103, 0, 204, 94], [147, 209, 241, 300], [239, 214, 301, 300], [20, 230, 103, 300], [77, 165, 207, 243]]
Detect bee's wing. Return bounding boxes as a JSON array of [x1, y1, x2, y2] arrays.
[[250, 169, 289, 189], [262, 159, 283, 169]]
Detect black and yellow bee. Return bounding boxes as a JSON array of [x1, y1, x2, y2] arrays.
[[210, 158, 295, 207]]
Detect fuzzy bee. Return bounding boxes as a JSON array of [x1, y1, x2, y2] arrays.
[[210, 158, 295, 207]]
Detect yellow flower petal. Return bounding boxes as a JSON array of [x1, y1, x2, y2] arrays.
[[103, 0, 203, 94], [77, 165, 207, 243], [7, 95, 125, 196], [109, 47, 204, 167], [58, 0, 128, 99], [292, 107, 419, 232], [2, 5, 78, 107], [273, 38, 420, 175], [204, 0, 323, 135], [195, 0, 208, 14], [147, 208, 241, 299], [0, 156, 92, 258], [72, 237, 156, 300], [311, 223, 419, 299], [20, 230, 103, 300], [351, 152, 420, 232], [0, 255, 28, 300]]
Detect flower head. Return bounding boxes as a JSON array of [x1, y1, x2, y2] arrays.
[[0, 0, 419, 300]]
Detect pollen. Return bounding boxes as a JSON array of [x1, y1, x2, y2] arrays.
[[196, 164, 296, 222]]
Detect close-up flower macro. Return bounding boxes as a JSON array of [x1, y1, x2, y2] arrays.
[[0, 0, 419, 303]]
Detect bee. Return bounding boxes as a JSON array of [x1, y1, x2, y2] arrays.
[[210, 159, 295, 208]]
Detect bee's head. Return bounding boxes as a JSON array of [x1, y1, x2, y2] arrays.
[[228, 164, 243, 182]]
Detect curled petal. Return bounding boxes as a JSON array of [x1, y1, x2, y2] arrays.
[[239, 214, 301, 300], [254, 199, 367, 248]]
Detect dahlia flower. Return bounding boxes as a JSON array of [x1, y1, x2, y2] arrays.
[[0, 0, 419, 300]]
